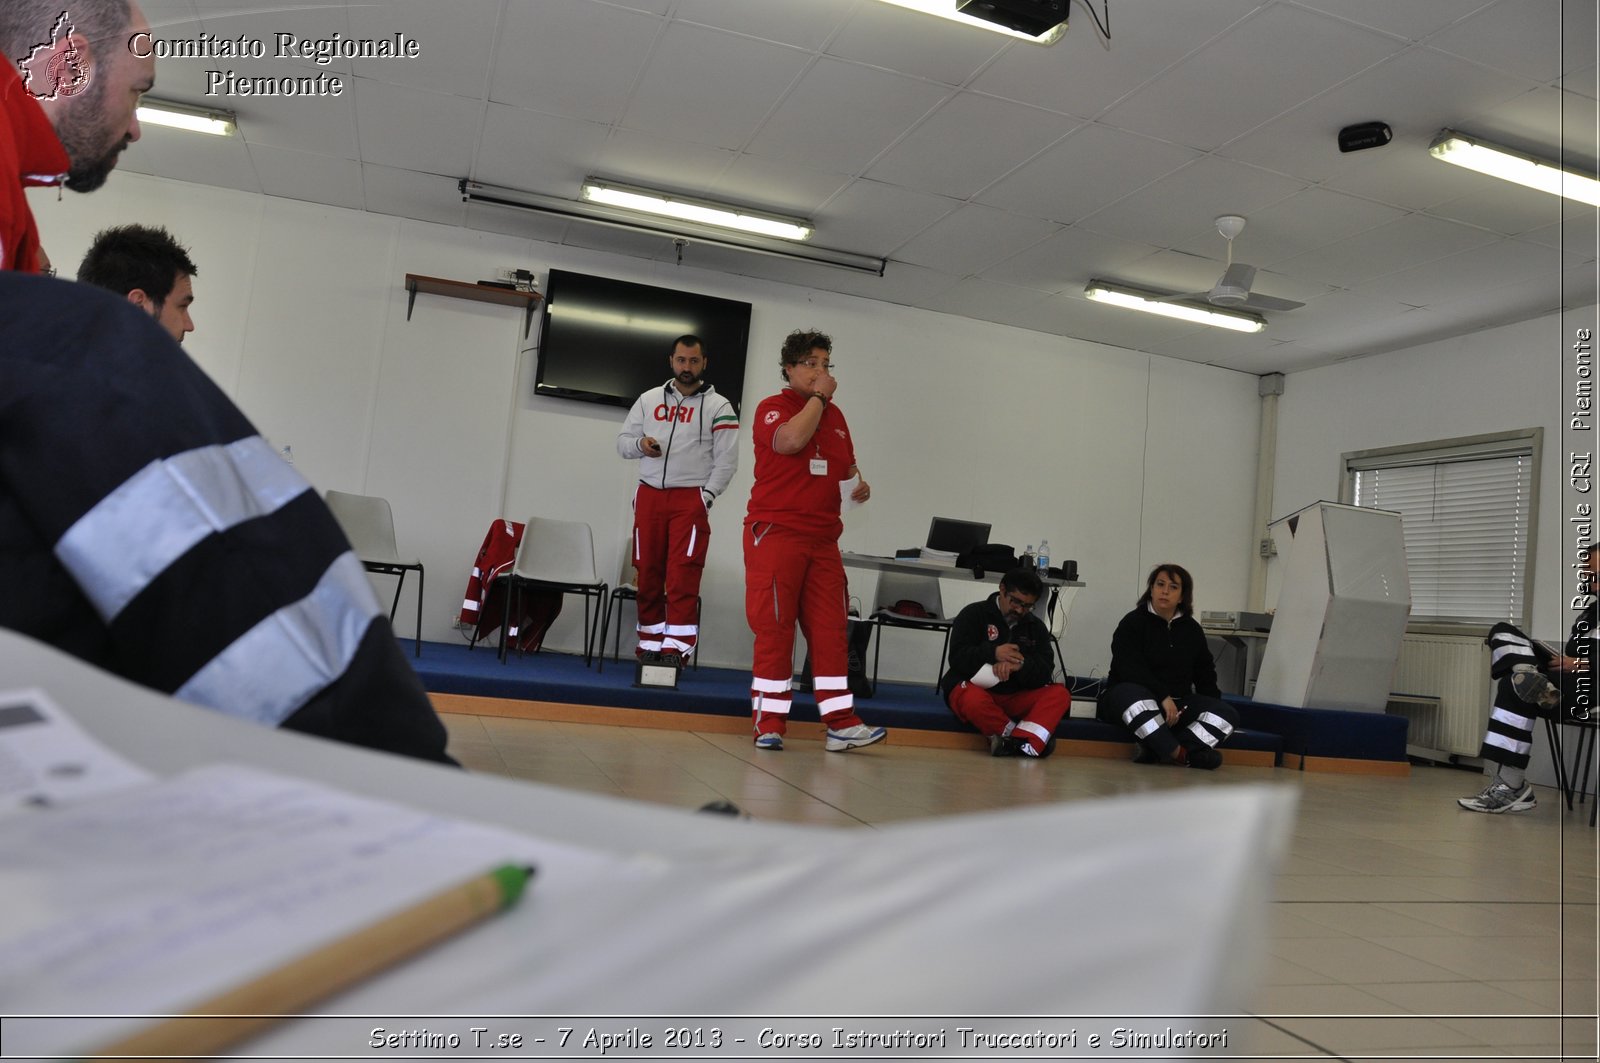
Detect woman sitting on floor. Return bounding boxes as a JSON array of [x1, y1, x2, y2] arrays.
[[1097, 562, 1237, 770]]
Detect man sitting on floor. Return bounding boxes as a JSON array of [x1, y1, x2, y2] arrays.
[[939, 568, 1070, 757]]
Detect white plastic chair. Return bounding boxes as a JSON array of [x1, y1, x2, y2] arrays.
[[324, 490, 424, 657], [498, 517, 608, 666]]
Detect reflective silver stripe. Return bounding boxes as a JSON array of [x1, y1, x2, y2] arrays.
[[686, 526, 698, 557], [665, 624, 697, 636], [462, 598, 480, 612], [752, 676, 792, 693], [1122, 698, 1162, 738], [637, 622, 666, 635], [1015, 720, 1050, 743], [56, 437, 308, 622], [1490, 705, 1536, 731], [752, 695, 791, 714], [1485, 731, 1532, 756], [1197, 710, 1233, 736], [1187, 721, 1219, 747], [663, 635, 694, 653], [1489, 643, 1534, 665], [814, 674, 849, 685], [175, 552, 382, 726], [817, 691, 854, 713]]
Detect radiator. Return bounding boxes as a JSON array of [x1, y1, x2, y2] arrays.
[[1388, 633, 1490, 756]]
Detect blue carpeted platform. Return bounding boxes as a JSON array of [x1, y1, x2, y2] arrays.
[[408, 640, 1308, 759]]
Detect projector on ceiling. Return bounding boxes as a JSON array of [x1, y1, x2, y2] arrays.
[[956, 0, 1070, 38]]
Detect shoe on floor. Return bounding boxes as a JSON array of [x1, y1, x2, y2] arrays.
[[1131, 745, 1161, 764], [825, 723, 887, 752], [989, 735, 1023, 757], [754, 732, 784, 751], [1457, 779, 1536, 814], [1186, 745, 1222, 770]]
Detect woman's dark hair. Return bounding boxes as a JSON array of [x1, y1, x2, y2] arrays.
[[1136, 562, 1195, 616]]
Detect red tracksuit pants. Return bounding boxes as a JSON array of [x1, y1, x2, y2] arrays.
[[947, 682, 1071, 756], [633, 484, 710, 659], [744, 522, 864, 735]]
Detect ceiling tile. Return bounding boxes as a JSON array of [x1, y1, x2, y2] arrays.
[[865, 94, 1080, 199], [1203, 189, 1407, 268], [117, 124, 262, 195], [190, 0, 355, 73], [745, 58, 952, 174], [668, 0, 858, 50], [982, 226, 1162, 294], [968, 0, 1261, 119], [809, 179, 961, 256], [1465, 85, 1600, 167], [977, 123, 1199, 224], [1517, 204, 1600, 254], [893, 204, 1059, 274], [1319, 130, 1500, 209], [1288, 0, 1494, 42], [591, 129, 738, 192], [826, 3, 1012, 86], [360, 163, 467, 226], [708, 157, 853, 218], [1216, 46, 1537, 182], [488, 0, 664, 123], [1423, 180, 1571, 236], [1142, 325, 1284, 368], [1425, 0, 1566, 84], [621, 23, 812, 151], [352, 77, 482, 175], [1077, 156, 1307, 251], [1098, 5, 1404, 151], [347, 0, 502, 98], [1350, 236, 1566, 305], [1272, 212, 1501, 288], [935, 276, 1056, 326], [471, 104, 609, 196], [251, 144, 363, 210]]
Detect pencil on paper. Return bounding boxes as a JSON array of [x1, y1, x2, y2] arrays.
[[90, 862, 536, 1059]]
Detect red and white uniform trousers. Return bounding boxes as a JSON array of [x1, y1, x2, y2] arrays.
[[947, 681, 1070, 757], [744, 522, 866, 737], [633, 484, 710, 660]]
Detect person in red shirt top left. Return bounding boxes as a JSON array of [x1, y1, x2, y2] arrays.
[[743, 329, 886, 754], [1, 0, 156, 272]]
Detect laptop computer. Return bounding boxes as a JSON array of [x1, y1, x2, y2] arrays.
[[924, 517, 991, 558]]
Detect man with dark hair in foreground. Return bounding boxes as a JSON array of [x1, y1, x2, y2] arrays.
[[77, 223, 197, 343]]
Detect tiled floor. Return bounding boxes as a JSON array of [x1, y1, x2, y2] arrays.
[[443, 713, 1600, 1061]]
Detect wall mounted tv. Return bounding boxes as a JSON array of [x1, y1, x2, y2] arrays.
[[534, 270, 752, 411]]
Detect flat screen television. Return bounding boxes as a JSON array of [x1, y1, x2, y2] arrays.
[[534, 270, 752, 411]]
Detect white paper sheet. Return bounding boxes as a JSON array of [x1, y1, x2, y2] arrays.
[[0, 688, 153, 814], [0, 764, 651, 1058]]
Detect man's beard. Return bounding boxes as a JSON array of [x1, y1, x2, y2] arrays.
[[677, 370, 701, 387], [55, 82, 129, 192]]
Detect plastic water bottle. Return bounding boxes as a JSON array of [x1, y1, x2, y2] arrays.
[[1037, 538, 1050, 578], [1022, 544, 1034, 569]]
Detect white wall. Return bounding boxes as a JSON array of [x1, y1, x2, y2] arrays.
[[28, 173, 1262, 681], [1274, 310, 1596, 642]]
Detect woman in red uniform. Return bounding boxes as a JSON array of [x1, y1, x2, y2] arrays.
[[744, 330, 885, 752]]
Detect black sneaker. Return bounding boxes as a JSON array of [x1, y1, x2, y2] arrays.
[[989, 735, 1023, 757], [1186, 746, 1222, 770], [1131, 744, 1161, 764]]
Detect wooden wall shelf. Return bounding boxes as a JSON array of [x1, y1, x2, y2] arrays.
[[404, 273, 542, 336]]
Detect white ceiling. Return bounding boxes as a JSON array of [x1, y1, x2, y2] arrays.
[[126, 0, 1599, 374]]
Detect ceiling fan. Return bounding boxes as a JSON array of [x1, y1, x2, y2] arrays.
[[1159, 215, 1305, 313]]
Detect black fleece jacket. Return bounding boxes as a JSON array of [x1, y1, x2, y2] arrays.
[[1104, 605, 1221, 702]]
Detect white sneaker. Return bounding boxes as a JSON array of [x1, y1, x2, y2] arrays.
[[824, 724, 886, 752], [1457, 779, 1537, 814], [754, 732, 784, 751]]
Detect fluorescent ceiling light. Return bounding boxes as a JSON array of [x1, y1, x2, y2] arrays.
[[873, 0, 1068, 44], [580, 179, 812, 242], [1085, 281, 1265, 333], [137, 99, 236, 136], [1429, 129, 1600, 207]]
